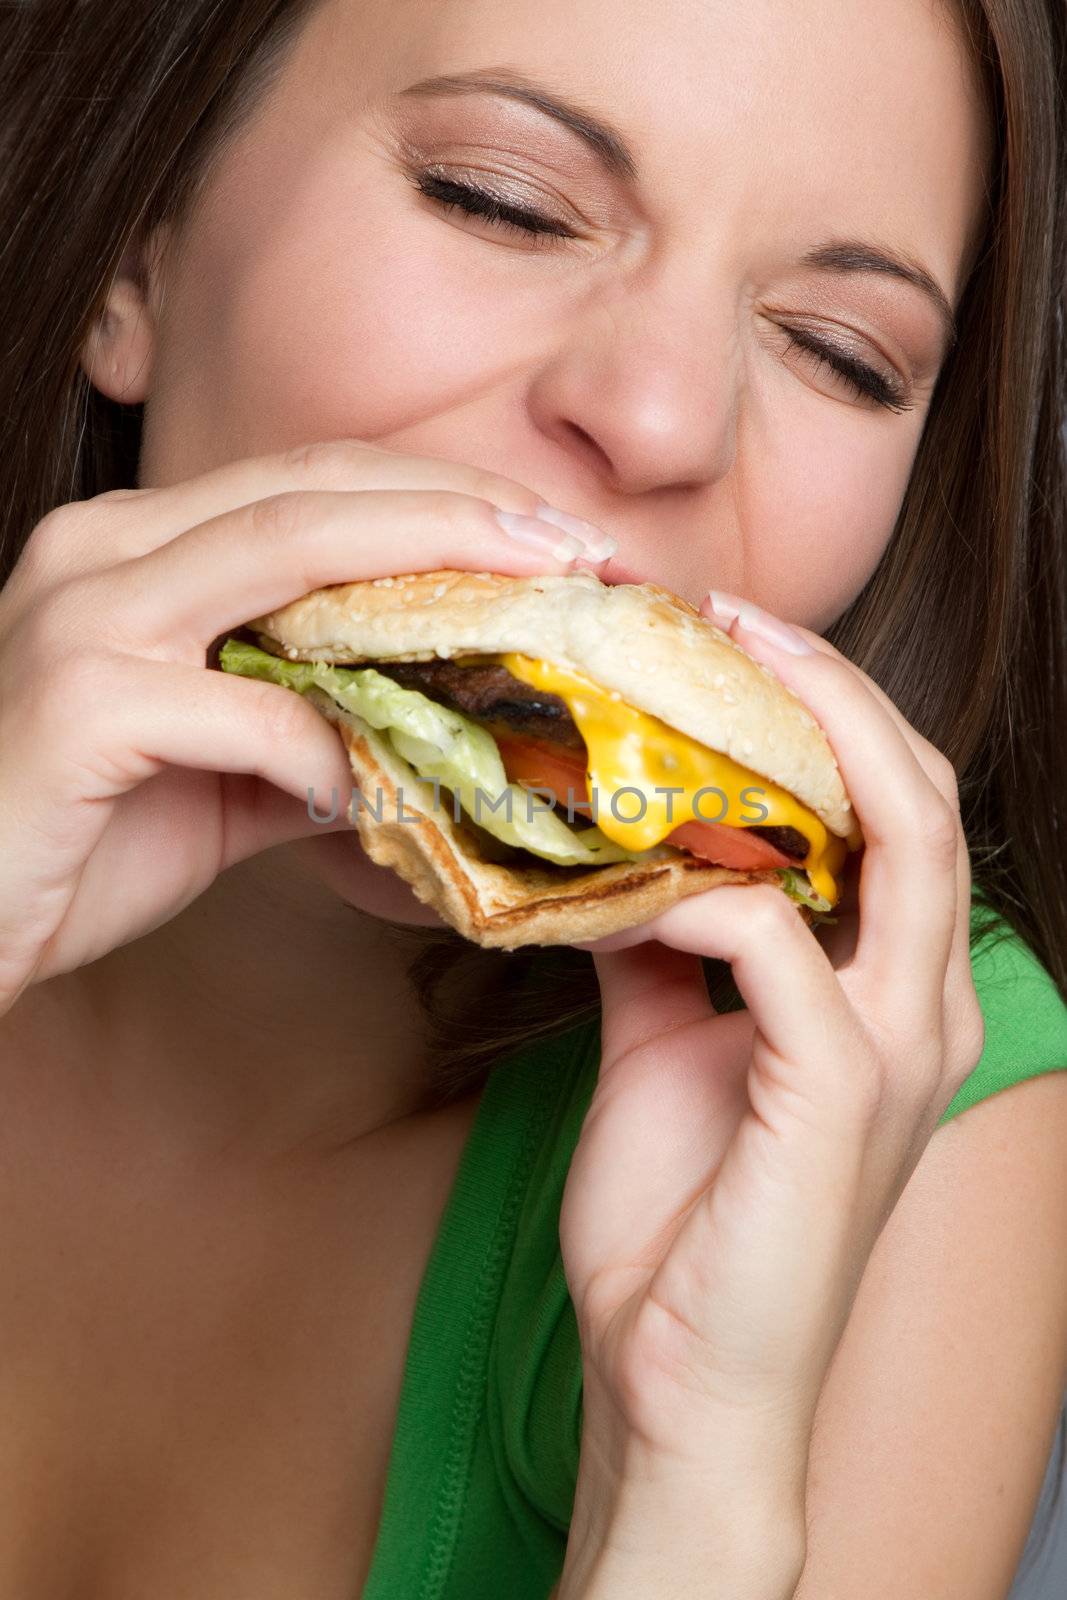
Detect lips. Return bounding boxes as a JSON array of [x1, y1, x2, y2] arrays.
[[594, 553, 648, 586]]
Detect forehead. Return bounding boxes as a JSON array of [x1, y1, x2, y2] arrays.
[[282, 0, 993, 292]]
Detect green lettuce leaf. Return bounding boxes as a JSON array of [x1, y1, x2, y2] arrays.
[[218, 637, 648, 867], [776, 866, 835, 918]]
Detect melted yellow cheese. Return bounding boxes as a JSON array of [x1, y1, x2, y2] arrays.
[[481, 652, 851, 905]]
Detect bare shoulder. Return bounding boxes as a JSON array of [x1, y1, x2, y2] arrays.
[[795, 1070, 1067, 1600]]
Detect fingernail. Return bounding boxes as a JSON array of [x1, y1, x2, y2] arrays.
[[704, 589, 742, 627], [494, 509, 586, 561], [704, 590, 813, 655], [532, 502, 619, 563]]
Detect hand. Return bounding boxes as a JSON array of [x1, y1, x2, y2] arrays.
[[0, 437, 609, 1014], [554, 595, 985, 1597]]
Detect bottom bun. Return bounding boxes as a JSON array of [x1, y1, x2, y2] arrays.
[[313, 691, 792, 950]]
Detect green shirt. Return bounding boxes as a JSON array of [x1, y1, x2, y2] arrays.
[[361, 899, 1067, 1599]]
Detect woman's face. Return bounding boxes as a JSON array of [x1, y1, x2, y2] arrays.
[[129, 0, 990, 627], [90, 0, 992, 921]]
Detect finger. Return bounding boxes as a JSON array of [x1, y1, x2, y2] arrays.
[[76, 488, 601, 654], [747, 608, 975, 1038], [705, 600, 975, 1059], [698, 601, 960, 1021], [935, 825, 985, 1105], [620, 885, 863, 1103], [16, 436, 599, 582], [594, 942, 715, 1067], [700, 592, 961, 805], [23, 770, 357, 991], [1, 651, 355, 815]]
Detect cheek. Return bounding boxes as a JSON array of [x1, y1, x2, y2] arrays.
[[294, 829, 450, 928], [730, 407, 922, 631], [147, 138, 524, 474]]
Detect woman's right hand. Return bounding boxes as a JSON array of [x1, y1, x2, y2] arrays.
[[0, 438, 613, 1015]]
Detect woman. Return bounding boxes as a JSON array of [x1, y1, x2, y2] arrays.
[[0, 0, 1064, 1595]]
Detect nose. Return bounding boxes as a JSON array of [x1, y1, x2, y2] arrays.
[[526, 271, 740, 498]]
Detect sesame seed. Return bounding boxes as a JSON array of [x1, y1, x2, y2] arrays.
[[627, 656, 642, 670], [609, 690, 621, 702], [433, 582, 448, 599], [380, 576, 395, 588], [722, 691, 738, 705], [712, 672, 726, 687]]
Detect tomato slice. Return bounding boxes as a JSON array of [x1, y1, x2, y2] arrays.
[[495, 734, 593, 813], [495, 734, 799, 870], [666, 819, 794, 871]]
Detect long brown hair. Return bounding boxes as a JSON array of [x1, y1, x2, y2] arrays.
[[1, 0, 1064, 1103]]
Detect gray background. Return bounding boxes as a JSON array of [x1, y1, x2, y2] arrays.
[[1006, 1398, 1067, 1598]]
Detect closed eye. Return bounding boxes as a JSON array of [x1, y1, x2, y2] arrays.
[[408, 170, 577, 245], [780, 326, 913, 413], [410, 169, 914, 414]]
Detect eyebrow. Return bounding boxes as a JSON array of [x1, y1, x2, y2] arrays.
[[398, 67, 639, 184], [800, 242, 957, 347], [399, 69, 957, 346]]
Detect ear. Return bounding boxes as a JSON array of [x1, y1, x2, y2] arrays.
[[80, 221, 171, 404]]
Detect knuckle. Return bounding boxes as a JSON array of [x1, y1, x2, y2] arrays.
[[93, 486, 149, 506], [13, 494, 148, 596], [280, 437, 535, 513], [247, 678, 313, 745], [741, 882, 797, 941], [922, 743, 960, 808], [15, 503, 88, 585], [281, 437, 374, 480], [950, 996, 986, 1081], [938, 1059, 974, 1113], [425, 486, 489, 529], [249, 489, 315, 544], [913, 796, 961, 866], [463, 465, 538, 512]]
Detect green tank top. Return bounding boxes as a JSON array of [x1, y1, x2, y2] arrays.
[[361, 897, 1067, 1599]]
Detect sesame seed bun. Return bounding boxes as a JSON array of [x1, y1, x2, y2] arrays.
[[245, 570, 855, 947], [250, 568, 855, 836]]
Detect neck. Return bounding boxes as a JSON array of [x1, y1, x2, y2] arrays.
[[3, 840, 444, 1169]]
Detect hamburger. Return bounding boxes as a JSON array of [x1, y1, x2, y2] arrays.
[[217, 568, 862, 948]]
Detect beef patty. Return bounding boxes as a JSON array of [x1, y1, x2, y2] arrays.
[[360, 657, 586, 749], [349, 656, 811, 861]]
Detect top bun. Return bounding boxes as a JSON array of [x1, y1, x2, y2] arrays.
[[248, 568, 855, 839]]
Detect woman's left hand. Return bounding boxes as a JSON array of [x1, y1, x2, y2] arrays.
[[554, 594, 986, 1598]]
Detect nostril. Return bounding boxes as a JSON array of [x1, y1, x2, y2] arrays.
[[561, 419, 614, 477]]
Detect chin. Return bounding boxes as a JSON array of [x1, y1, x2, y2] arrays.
[[297, 827, 449, 929]]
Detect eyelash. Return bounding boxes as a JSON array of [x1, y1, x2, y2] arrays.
[[409, 170, 575, 243], [410, 170, 913, 414], [779, 325, 912, 413]]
